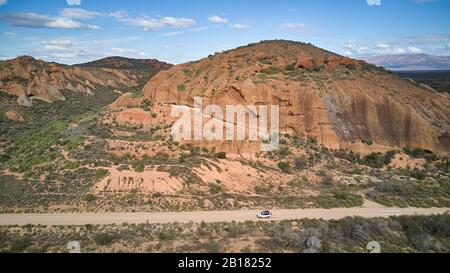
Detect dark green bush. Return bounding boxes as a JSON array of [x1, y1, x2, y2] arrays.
[[92, 233, 115, 246], [216, 152, 227, 159], [95, 169, 109, 179], [132, 160, 145, 172], [293, 156, 307, 170], [277, 161, 290, 173], [84, 194, 97, 203], [11, 238, 31, 252]]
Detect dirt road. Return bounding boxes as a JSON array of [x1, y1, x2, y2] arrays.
[[0, 207, 448, 226]]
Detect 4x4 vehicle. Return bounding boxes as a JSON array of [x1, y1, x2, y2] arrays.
[[257, 210, 272, 219]]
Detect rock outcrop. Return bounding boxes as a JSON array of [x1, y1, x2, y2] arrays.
[[113, 40, 450, 153], [0, 56, 171, 107]]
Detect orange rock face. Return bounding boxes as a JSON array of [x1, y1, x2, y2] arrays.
[[113, 40, 450, 153], [0, 56, 160, 107]]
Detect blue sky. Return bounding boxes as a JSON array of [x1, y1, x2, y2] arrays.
[[0, 0, 449, 64]]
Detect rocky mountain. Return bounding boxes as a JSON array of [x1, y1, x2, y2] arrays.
[[1, 40, 449, 215], [76, 56, 172, 70], [114, 40, 450, 153], [0, 56, 171, 107], [362, 54, 450, 71]]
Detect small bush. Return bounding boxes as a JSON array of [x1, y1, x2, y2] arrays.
[[132, 160, 145, 172], [92, 233, 115, 246], [409, 169, 426, 180], [84, 194, 97, 203], [209, 183, 222, 195], [285, 63, 296, 71], [294, 156, 307, 170], [0, 153, 11, 163], [261, 66, 281, 74], [362, 139, 374, 146], [95, 169, 109, 179], [11, 238, 31, 252], [277, 161, 290, 173], [63, 161, 80, 170], [177, 84, 186, 92], [216, 152, 227, 159]]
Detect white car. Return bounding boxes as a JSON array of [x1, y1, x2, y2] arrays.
[[257, 210, 272, 219]]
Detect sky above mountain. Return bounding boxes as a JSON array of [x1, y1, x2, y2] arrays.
[[0, 0, 449, 64]]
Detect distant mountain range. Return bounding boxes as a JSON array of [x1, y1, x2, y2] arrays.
[[361, 54, 450, 71]]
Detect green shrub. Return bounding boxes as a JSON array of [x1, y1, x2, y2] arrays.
[[0, 153, 11, 163], [261, 66, 281, 74], [293, 156, 307, 170], [361, 153, 384, 168], [285, 63, 296, 71], [65, 136, 85, 151], [362, 139, 373, 146], [410, 169, 426, 180], [11, 238, 31, 252], [216, 152, 227, 159], [84, 194, 97, 203], [92, 233, 115, 246], [277, 146, 291, 157], [95, 169, 109, 179], [260, 59, 272, 65], [277, 161, 290, 173], [209, 183, 222, 195], [177, 84, 186, 92], [183, 68, 193, 77], [132, 160, 145, 172], [63, 161, 80, 170]]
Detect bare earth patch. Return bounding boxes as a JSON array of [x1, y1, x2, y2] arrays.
[[93, 167, 183, 194]]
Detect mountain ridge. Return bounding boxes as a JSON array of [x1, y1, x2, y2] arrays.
[[0, 55, 171, 107], [113, 40, 450, 153]]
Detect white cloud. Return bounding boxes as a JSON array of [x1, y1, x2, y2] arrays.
[[344, 41, 427, 56], [38, 38, 91, 61], [108, 11, 127, 19], [45, 39, 75, 46], [59, 8, 127, 21], [277, 22, 305, 30], [111, 47, 147, 56], [367, 0, 381, 5], [66, 0, 81, 6], [230, 23, 249, 30], [127, 16, 195, 31], [208, 15, 228, 24], [35, 37, 146, 64], [45, 18, 98, 29], [160, 17, 195, 28], [162, 26, 209, 37], [407, 46, 422, 53], [345, 42, 369, 55], [375, 43, 390, 49], [0, 12, 99, 29], [0, 0, 7, 6], [126, 18, 162, 31], [59, 8, 102, 19]]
